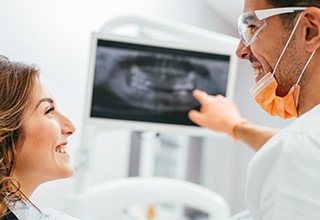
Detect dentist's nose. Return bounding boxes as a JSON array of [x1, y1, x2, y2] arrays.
[[236, 40, 252, 60]]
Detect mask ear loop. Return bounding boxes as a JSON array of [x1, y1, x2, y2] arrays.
[[272, 12, 304, 76], [296, 50, 316, 84]]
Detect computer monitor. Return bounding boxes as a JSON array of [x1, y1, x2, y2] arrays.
[[84, 32, 238, 136]]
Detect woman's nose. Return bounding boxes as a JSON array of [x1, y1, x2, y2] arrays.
[[236, 40, 252, 60], [60, 114, 76, 136]]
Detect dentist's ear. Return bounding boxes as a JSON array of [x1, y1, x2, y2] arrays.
[[303, 7, 320, 52]]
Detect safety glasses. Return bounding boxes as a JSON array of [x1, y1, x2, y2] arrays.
[[238, 7, 307, 46]]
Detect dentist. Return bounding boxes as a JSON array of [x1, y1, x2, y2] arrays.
[[189, 0, 320, 219]]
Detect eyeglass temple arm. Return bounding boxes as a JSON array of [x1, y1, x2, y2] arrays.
[[255, 7, 307, 20]]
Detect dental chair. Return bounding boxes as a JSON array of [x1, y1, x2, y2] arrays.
[[64, 177, 230, 220]]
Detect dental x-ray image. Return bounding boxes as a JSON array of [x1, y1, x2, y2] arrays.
[[90, 38, 230, 126]]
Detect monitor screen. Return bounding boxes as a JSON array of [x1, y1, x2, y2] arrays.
[[84, 33, 238, 136]]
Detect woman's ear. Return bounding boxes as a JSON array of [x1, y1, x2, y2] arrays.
[[303, 7, 320, 52]]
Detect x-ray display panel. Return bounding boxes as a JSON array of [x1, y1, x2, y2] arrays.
[[90, 37, 230, 126]]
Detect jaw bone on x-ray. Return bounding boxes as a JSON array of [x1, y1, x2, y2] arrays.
[[91, 43, 230, 126]]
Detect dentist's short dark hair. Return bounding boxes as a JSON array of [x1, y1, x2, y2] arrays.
[[266, 0, 320, 28]]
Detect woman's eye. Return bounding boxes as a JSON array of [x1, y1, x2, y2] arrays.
[[45, 106, 55, 115]]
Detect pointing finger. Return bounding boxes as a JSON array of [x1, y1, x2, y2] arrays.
[[192, 89, 209, 104]]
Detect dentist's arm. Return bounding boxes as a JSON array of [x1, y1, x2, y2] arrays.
[[188, 90, 279, 151], [233, 123, 279, 151]]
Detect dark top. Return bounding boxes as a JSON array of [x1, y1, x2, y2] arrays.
[[2, 212, 18, 220]]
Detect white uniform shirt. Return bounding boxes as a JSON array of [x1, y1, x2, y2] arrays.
[[246, 105, 320, 220]]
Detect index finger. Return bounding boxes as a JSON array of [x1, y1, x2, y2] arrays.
[[192, 89, 210, 104]]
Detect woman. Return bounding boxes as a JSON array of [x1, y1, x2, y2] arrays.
[[0, 55, 78, 219]]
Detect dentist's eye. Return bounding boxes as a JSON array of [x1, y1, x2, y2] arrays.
[[245, 24, 258, 38], [247, 24, 257, 29]]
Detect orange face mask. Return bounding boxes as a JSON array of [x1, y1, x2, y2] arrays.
[[250, 49, 315, 119], [250, 73, 300, 119], [249, 13, 315, 119]]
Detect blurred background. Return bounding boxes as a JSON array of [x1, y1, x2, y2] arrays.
[[0, 0, 293, 218]]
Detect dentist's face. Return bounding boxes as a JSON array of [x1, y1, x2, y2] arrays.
[[13, 81, 76, 186], [236, 0, 305, 97]]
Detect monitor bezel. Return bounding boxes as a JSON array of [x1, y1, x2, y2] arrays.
[[84, 32, 238, 137]]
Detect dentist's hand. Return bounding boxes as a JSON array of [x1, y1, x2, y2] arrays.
[[188, 89, 249, 140]]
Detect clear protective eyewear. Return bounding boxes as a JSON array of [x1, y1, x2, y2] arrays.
[[238, 7, 307, 46]]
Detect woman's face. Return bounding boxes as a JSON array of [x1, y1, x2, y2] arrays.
[[13, 81, 76, 190]]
